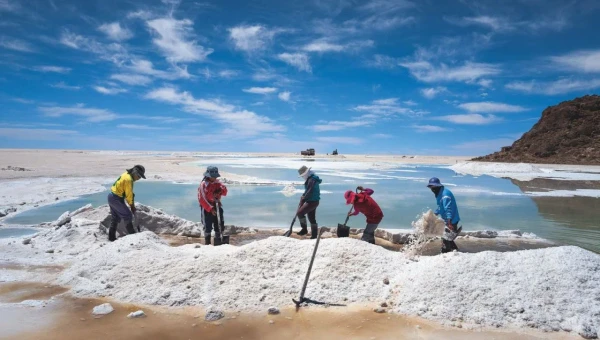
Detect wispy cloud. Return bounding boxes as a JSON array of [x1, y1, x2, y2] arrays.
[[228, 25, 283, 52], [38, 104, 119, 122], [117, 124, 169, 130], [0, 37, 35, 52], [243, 87, 278, 94], [0, 128, 78, 141], [420, 87, 448, 99], [436, 113, 501, 125], [59, 30, 129, 65], [11, 97, 34, 104], [0, 0, 21, 13], [144, 86, 285, 137], [301, 39, 374, 53], [278, 91, 291, 102], [445, 16, 514, 32], [412, 124, 450, 133], [403, 100, 417, 106], [373, 133, 393, 138], [445, 14, 569, 34], [146, 17, 213, 63], [315, 136, 363, 145], [126, 59, 191, 80], [313, 120, 371, 132], [32, 66, 71, 74], [277, 53, 311, 72], [458, 102, 527, 113], [110, 74, 153, 86], [352, 98, 424, 118], [93, 86, 127, 95], [549, 49, 600, 73], [51, 82, 80, 90], [505, 78, 600, 95], [98, 22, 133, 41], [218, 69, 238, 78], [400, 61, 501, 83]]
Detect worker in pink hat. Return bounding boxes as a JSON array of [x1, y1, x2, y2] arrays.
[[344, 186, 384, 244]]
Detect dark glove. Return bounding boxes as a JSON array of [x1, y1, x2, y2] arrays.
[[131, 206, 137, 214], [357, 186, 364, 191]]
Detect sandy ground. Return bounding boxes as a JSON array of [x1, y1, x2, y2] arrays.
[[0, 281, 578, 340]]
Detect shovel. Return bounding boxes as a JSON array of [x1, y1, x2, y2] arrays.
[[293, 227, 324, 308], [134, 211, 141, 232], [337, 206, 353, 238], [283, 201, 303, 237], [216, 199, 229, 245]]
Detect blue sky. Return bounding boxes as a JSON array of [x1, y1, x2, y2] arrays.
[[1, 0, 599, 155]]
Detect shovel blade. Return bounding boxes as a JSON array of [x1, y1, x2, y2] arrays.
[[283, 230, 292, 237], [336, 224, 350, 238]]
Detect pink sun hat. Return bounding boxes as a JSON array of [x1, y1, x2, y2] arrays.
[[344, 190, 356, 205]]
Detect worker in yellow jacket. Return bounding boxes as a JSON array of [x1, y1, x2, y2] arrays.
[[107, 165, 146, 241]]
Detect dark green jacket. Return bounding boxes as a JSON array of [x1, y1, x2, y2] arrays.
[[303, 174, 322, 202]]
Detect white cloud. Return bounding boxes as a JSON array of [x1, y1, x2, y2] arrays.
[[313, 120, 371, 132], [243, 87, 278, 95], [505, 78, 600, 95], [0, 0, 21, 12], [34, 65, 71, 73], [127, 10, 153, 20], [315, 136, 363, 145], [353, 98, 423, 118], [412, 124, 450, 133], [38, 104, 119, 122], [278, 91, 291, 101], [127, 59, 191, 80], [373, 133, 393, 138], [446, 15, 569, 34], [550, 49, 600, 73], [301, 39, 374, 53], [420, 87, 447, 99], [403, 100, 418, 106], [0, 128, 78, 141], [445, 16, 513, 32], [11, 97, 34, 104], [228, 25, 281, 52], [458, 102, 527, 113], [218, 70, 238, 78], [400, 61, 501, 83], [144, 86, 285, 137], [93, 86, 127, 95], [277, 53, 311, 72], [251, 102, 265, 106], [436, 114, 501, 125], [110, 74, 153, 86], [368, 54, 400, 69], [117, 124, 169, 130], [0, 37, 35, 52], [98, 22, 133, 41], [59, 30, 129, 65], [146, 17, 213, 63], [51, 82, 80, 90]]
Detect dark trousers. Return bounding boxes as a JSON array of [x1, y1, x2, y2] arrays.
[[202, 207, 224, 238], [297, 201, 319, 227], [107, 193, 135, 239]]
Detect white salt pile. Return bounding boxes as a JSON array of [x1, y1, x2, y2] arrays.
[[402, 210, 445, 257], [2, 205, 599, 338], [280, 184, 297, 197]]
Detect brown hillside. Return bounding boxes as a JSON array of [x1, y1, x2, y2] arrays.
[[473, 95, 600, 165]]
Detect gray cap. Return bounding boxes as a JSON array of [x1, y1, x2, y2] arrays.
[[204, 166, 220, 178], [298, 165, 311, 177]]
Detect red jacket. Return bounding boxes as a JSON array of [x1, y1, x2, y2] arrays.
[[198, 180, 228, 212], [350, 188, 383, 224]]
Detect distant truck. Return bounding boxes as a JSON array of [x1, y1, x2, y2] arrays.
[[301, 148, 315, 156]]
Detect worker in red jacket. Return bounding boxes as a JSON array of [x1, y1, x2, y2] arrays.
[[344, 186, 383, 244], [198, 166, 228, 246]]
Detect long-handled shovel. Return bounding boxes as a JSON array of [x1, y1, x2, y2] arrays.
[[293, 227, 324, 308], [283, 202, 303, 237], [216, 199, 229, 244]]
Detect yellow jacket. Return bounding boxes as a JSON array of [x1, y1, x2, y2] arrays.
[[111, 172, 135, 206]]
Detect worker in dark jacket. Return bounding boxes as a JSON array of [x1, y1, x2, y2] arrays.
[[296, 165, 322, 239], [344, 186, 383, 244], [427, 177, 462, 253], [107, 165, 146, 241]]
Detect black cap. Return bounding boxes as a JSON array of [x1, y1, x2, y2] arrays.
[[133, 164, 146, 179]]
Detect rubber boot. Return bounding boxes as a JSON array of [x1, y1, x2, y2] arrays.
[[297, 217, 308, 236], [213, 237, 222, 246], [205, 236, 212, 245], [310, 224, 318, 239], [125, 221, 136, 234], [108, 224, 117, 242]]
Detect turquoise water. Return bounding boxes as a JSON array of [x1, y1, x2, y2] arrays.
[[0, 228, 39, 239], [3, 158, 599, 253]]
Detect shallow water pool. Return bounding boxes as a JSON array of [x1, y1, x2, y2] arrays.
[[3, 158, 599, 253]]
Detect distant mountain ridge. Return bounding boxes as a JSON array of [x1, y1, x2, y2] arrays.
[[473, 95, 600, 165]]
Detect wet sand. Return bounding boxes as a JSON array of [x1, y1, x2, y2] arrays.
[[0, 282, 577, 340]]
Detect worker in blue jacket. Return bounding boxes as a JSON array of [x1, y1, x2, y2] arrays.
[[427, 177, 462, 253]]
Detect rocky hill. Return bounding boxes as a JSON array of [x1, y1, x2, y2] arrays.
[[473, 95, 600, 165]]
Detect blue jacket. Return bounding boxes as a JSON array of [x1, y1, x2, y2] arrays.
[[303, 174, 322, 202], [435, 187, 460, 225]]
